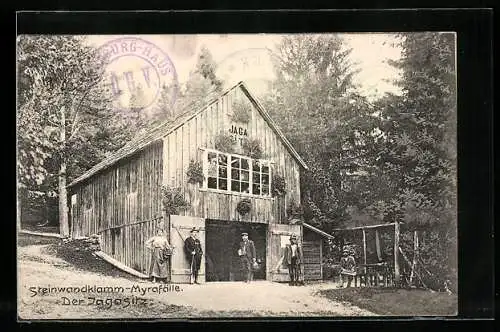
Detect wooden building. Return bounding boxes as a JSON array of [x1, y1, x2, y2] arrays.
[[68, 81, 321, 283]]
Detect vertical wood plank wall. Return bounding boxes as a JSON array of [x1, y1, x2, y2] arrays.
[[70, 142, 164, 274], [164, 85, 301, 224], [70, 84, 304, 274]]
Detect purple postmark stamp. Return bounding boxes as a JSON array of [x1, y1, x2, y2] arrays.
[[97, 37, 178, 111]]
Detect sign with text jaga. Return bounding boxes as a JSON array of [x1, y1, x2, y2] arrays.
[[228, 124, 249, 146]]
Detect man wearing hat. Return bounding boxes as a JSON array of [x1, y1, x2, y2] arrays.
[[184, 227, 203, 284], [284, 234, 304, 286], [238, 232, 256, 283]]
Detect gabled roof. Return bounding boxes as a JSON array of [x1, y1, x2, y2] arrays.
[[68, 81, 308, 189]]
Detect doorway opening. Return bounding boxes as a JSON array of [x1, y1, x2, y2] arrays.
[[205, 219, 267, 282]]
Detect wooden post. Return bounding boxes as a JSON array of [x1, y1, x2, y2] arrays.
[[394, 221, 400, 287], [362, 229, 367, 275], [375, 229, 382, 261], [362, 229, 367, 264], [409, 230, 419, 287], [363, 229, 367, 286]]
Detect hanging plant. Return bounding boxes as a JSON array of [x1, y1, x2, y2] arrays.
[[287, 198, 304, 219], [214, 132, 236, 154], [186, 159, 204, 185], [230, 99, 252, 124], [236, 198, 252, 216], [271, 174, 286, 197], [242, 138, 264, 159], [161, 185, 190, 215]]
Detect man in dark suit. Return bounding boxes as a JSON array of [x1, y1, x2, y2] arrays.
[[184, 227, 203, 284], [284, 234, 304, 286], [238, 232, 256, 283]]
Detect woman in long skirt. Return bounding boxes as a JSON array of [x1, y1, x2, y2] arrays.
[[145, 228, 172, 283]]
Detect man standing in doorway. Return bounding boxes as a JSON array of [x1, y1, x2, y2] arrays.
[[284, 234, 304, 286], [184, 227, 203, 284], [238, 232, 256, 283]]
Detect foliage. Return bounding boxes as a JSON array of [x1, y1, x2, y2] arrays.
[[186, 159, 205, 185], [286, 198, 304, 218], [241, 138, 263, 159], [230, 98, 252, 123], [161, 185, 190, 215], [148, 83, 179, 126], [172, 47, 224, 117], [214, 132, 236, 154], [263, 34, 379, 228], [372, 32, 457, 291], [196, 47, 223, 92], [263, 33, 456, 292], [17, 38, 225, 236], [236, 198, 252, 216], [271, 174, 286, 197], [17, 35, 136, 235], [19, 189, 59, 226]]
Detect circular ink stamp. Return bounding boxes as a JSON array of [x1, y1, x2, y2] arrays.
[[216, 48, 278, 95], [97, 37, 178, 111]]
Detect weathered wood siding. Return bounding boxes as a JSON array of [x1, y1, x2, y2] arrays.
[[163, 85, 301, 224], [302, 240, 323, 280], [69, 142, 164, 274]]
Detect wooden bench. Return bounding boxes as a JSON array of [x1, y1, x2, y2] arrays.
[[359, 263, 393, 287]]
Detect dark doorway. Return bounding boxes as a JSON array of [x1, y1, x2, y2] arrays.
[[205, 220, 267, 281]]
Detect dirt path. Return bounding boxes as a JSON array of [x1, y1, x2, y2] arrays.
[[18, 244, 376, 319]]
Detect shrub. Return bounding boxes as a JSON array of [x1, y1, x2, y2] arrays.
[[271, 174, 286, 197], [230, 99, 252, 124], [286, 198, 304, 218], [236, 198, 252, 216], [186, 159, 204, 185], [161, 185, 190, 215], [242, 138, 263, 159], [214, 132, 236, 154]]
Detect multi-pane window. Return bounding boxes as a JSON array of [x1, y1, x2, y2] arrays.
[[252, 160, 270, 196], [205, 150, 271, 197], [207, 152, 228, 190], [231, 156, 250, 194]]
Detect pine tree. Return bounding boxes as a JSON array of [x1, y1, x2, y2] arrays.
[[375, 32, 457, 291], [263, 34, 378, 229], [174, 46, 224, 115]]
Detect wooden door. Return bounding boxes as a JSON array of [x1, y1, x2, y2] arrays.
[[169, 215, 206, 283], [267, 223, 302, 282]]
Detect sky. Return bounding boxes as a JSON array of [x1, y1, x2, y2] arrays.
[[86, 33, 403, 109]]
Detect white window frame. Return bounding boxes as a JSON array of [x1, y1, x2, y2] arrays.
[[200, 148, 273, 199]]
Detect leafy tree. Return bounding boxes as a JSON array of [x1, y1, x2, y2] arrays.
[[148, 83, 178, 126], [173, 46, 224, 115], [196, 46, 223, 92], [17, 35, 132, 236], [371, 32, 457, 290], [263, 35, 379, 230]]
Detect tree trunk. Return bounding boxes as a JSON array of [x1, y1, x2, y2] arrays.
[[58, 106, 70, 237], [394, 221, 400, 287], [17, 190, 22, 232], [409, 230, 419, 286], [59, 162, 69, 237]]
